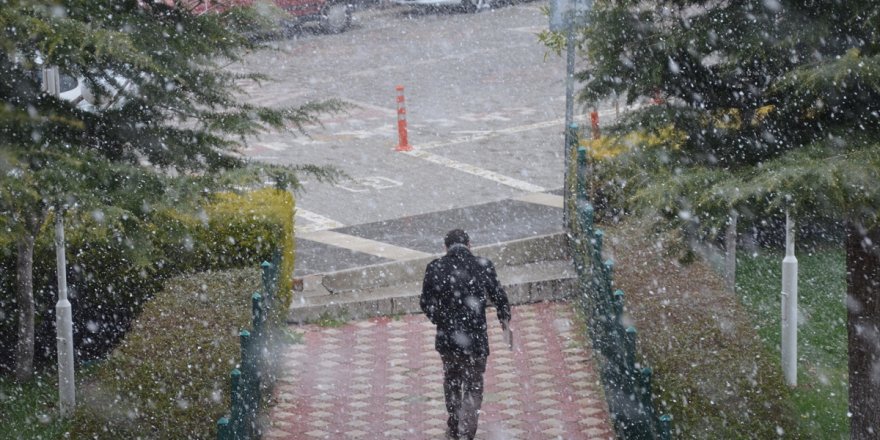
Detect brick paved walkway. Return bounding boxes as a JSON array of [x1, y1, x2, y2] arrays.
[[266, 301, 614, 439]]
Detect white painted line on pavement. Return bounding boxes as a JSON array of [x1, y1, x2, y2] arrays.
[[415, 118, 565, 151], [297, 230, 431, 261], [341, 99, 397, 117], [415, 107, 634, 151], [403, 150, 546, 193], [514, 192, 564, 209], [296, 209, 345, 233], [256, 141, 289, 151], [508, 25, 547, 35]]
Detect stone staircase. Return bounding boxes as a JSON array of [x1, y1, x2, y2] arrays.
[[288, 232, 576, 323]]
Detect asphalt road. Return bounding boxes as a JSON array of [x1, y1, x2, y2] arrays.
[[229, 2, 622, 274]]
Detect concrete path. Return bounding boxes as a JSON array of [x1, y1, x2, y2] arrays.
[[266, 301, 614, 439]]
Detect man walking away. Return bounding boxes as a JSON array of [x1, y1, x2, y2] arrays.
[[420, 229, 511, 440]]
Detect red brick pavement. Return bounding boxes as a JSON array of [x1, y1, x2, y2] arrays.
[[266, 301, 615, 439]]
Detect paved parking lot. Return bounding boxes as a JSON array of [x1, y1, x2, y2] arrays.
[[230, 2, 626, 275]]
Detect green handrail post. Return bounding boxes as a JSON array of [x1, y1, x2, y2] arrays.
[[217, 417, 231, 440], [580, 203, 594, 235], [613, 289, 625, 318], [230, 369, 243, 439], [212, 257, 286, 439], [571, 204, 592, 278], [598, 259, 616, 351], [260, 258, 278, 388], [624, 326, 637, 370], [593, 231, 605, 302], [576, 146, 589, 205], [575, 204, 595, 279], [659, 414, 673, 440], [622, 325, 640, 438], [252, 291, 266, 389], [603, 259, 615, 299], [252, 292, 264, 340], [578, 267, 591, 311], [261, 260, 273, 301], [591, 230, 605, 302], [567, 124, 580, 184], [563, 122, 580, 233], [260, 260, 272, 287], [602, 259, 616, 352], [240, 330, 257, 438], [641, 367, 656, 436], [568, 122, 580, 143]]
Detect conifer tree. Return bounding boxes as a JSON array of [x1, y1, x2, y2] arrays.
[[573, 1, 879, 437], [0, 0, 338, 381]]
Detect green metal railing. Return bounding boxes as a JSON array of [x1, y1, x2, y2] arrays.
[[568, 124, 672, 439], [216, 254, 280, 440]]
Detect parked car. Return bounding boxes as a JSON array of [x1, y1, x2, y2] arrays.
[[391, 0, 491, 13], [29, 56, 133, 112], [196, 0, 352, 34]]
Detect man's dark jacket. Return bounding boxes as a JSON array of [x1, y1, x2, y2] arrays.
[[420, 245, 511, 357]]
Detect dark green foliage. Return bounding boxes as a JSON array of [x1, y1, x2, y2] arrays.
[[1, 0, 338, 379], [564, 2, 880, 435], [0, 0, 337, 172], [578, 1, 880, 231], [0, 190, 294, 373], [0, 0, 340, 230], [605, 222, 802, 439], [69, 268, 262, 440]]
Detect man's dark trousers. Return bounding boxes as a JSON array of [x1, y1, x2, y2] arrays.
[[441, 352, 487, 440], [421, 241, 511, 440]]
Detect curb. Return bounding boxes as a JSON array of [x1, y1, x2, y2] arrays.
[[288, 232, 574, 323]]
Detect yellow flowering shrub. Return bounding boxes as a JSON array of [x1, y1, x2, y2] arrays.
[[580, 125, 688, 160]]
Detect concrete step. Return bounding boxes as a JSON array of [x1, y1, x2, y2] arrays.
[[288, 233, 575, 323]]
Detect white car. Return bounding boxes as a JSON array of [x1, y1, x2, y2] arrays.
[[33, 56, 133, 112], [392, 0, 494, 13], [51, 71, 99, 112], [48, 73, 134, 112]]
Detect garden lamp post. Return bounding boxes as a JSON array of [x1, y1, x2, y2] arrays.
[[54, 203, 76, 416], [43, 66, 76, 416], [781, 210, 798, 387], [550, 0, 592, 230]]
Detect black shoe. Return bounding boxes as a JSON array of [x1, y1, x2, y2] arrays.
[[445, 426, 459, 440]]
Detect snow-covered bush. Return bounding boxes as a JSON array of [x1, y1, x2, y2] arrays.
[[70, 268, 264, 439], [0, 189, 294, 373]]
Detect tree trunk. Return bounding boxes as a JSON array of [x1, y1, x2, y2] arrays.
[[14, 232, 36, 382], [846, 222, 880, 439], [724, 210, 738, 293]]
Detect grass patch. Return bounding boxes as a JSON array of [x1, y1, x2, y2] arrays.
[[315, 311, 348, 327], [280, 327, 305, 345], [601, 221, 801, 438], [737, 246, 848, 439], [0, 373, 72, 440], [69, 268, 272, 439]]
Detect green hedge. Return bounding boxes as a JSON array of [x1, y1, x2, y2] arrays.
[[605, 221, 800, 438], [207, 189, 295, 316], [0, 188, 295, 372], [68, 188, 295, 439], [69, 268, 261, 439]]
